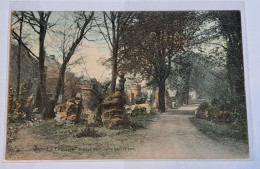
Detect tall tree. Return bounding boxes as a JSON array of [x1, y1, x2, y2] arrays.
[[97, 11, 135, 94], [170, 52, 194, 105], [23, 11, 56, 118], [120, 12, 193, 112], [212, 11, 245, 113], [53, 12, 94, 107], [214, 11, 244, 98], [196, 11, 246, 113], [11, 12, 24, 98]]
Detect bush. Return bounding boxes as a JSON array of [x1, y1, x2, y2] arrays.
[[195, 102, 210, 119], [190, 117, 248, 142]]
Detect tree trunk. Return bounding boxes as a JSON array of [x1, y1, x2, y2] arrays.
[[180, 91, 185, 105], [158, 81, 166, 112], [185, 86, 189, 104], [16, 15, 23, 98], [54, 63, 66, 106], [16, 39, 21, 98], [74, 99, 82, 124], [184, 70, 191, 104], [182, 91, 188, 105], [176, 89, 184, 106], [38, 44, 52, 118], [37, 14, 53, 118], [118, 73, 126, 93], [110, 16, 119, 94], [150, 85, 157, 103], [110, 56, 117, 94]]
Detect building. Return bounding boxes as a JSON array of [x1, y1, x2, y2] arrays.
[[9, 44, 39, 96], [9, 43, 81, 103], [44, 55, 81, 102]]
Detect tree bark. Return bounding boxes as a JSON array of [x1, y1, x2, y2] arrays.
[[158, 81, 166, 112], [16, 39, 21, 98], [150, 85, 157, 103], [74, 99, 82, 124], [52, 12, 94, 107], [175, 89, 185, 106], [16, 14, 23, 98], [110, 52, 118, 94], [118, 73, 126, 93], [185, 86, 189, 104], [37, 12, 53, 118], [54, 63, 66, 105], [184, 68, 191, 104]]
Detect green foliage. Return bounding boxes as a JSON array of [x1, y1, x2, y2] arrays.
[[190, 117, 248, 143]]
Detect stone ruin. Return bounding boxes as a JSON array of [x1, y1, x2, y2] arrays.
[[128, 85, 141, 104], [80, 79, 109, 125], [128, 84, 149, 105], [53, 78, 112, 125], [54, 94, 82, 123], [8, 79, 37, 120], [80, 79, 102, 111], [101, 91, 129, 129]]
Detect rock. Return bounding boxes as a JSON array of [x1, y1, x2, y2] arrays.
[[125, 105, 132, 115], [195, 102, 231, 120], [25, 121, 34, 127], [130, 104, 153, 115], [54, 97, 82, 123], [33, 108, 39, 114], [206, 106, 224, 119], [195, 102, 210, 119], [86, 108, 103, 126], [103, 92, 127, 106], [54, 115, 62, 122], [101, 92, 129, 129]]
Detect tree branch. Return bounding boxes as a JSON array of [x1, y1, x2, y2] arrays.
[[11, 29, 39, 60]]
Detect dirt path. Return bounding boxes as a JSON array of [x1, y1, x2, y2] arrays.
[[6, 104, 249, 160], [125, 104, 249, 159], [5, 126, 60, 160]]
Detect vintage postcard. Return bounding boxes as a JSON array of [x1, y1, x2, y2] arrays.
[[5, 10, 249, 160]]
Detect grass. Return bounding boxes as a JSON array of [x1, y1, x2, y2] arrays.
[[29, 114, 156, 159], [130, 113, 157, 127], [190, 117, 248, 143]]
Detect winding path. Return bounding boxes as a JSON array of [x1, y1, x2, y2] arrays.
[[125, 104, 249, 159]]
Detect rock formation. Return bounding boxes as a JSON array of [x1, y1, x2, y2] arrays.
[[54, 95, 82, 123], [101, 91, 129, 129]]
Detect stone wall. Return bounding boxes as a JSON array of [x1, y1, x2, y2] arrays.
[[80, 79, 101, 111], [44, 55, 81, 102], [9, 45, 80, 103], [9, 44, 39, 96]]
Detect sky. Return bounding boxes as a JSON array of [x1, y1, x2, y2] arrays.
[[12, 11, 112, 82], [48, 12, 112, 82], [69, 41, 111, 82], [11, 11, 227, 83]]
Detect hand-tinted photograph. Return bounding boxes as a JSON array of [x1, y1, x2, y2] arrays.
[[6, 11, 249, 160]]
